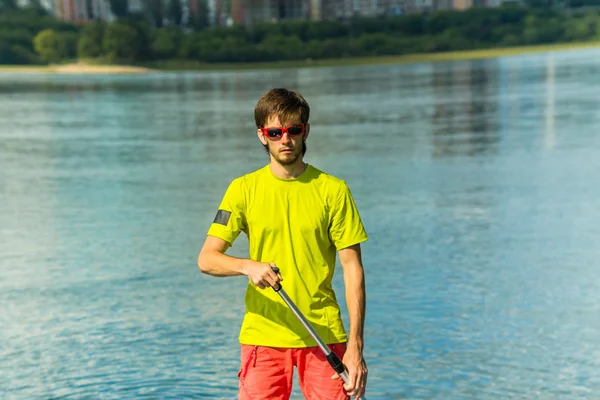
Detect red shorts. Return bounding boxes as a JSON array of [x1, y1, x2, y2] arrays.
[[238, 343, 349, 400]]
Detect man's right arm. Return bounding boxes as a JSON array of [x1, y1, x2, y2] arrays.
[[197, 235, 282, 289]]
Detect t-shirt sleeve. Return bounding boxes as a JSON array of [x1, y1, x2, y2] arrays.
[[207, 178, 246, 245], [329, 180, 368, 250]]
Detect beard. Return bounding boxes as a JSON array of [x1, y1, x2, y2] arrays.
[[267, 142, 303, 166]]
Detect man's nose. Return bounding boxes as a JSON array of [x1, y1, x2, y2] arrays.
[[280, 132, 292, 143]]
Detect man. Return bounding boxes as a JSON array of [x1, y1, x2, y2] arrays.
[[197, 88, 368, 400]]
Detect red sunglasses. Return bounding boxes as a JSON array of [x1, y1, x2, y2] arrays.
[[260, 124, 305, 140]]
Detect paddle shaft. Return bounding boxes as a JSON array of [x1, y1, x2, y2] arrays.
[[271, 268, 366, 400]]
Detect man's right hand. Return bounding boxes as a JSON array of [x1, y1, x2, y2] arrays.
[[243, 261, 283, 289]]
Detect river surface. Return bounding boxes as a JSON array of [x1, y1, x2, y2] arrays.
[[1, 47, 600, 399]]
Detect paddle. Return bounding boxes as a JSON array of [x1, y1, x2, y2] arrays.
[[271, 267, 366, 400]]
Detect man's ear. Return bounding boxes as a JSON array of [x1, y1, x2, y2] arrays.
[[257, 129, 268, 145], [304, 123, 310, 140]]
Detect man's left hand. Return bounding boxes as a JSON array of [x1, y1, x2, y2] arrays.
[[331, 345, 367, 398]]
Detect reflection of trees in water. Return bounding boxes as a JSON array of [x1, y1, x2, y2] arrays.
[[431, 60, 500, 159], [307, 65, 435, 130], [0, 73, 266, 167]]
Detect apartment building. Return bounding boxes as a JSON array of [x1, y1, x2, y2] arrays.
[[385, 0, 408, 15], [319, 0, 353, 19], [230, 0, 310, 25], [453, 0, 472, 10], [39, 0, 112, 22], [128, 0, 145, 13], [31, 0, 506, 26], [227, 0, 447, 23]]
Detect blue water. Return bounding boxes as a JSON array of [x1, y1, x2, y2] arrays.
[[2, 47, 600, 399]]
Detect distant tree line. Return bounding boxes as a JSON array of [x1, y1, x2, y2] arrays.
[[1, 3, 600, 66]]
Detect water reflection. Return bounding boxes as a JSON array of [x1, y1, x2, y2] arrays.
[[545, 54, 556, 150], [430, 60, 500, 158]]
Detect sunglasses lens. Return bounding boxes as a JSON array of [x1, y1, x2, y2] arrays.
[[266, 128, 282, 138], [288, 126, 303, 135]]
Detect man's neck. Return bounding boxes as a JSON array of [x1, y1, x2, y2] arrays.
[[269, 159, 307, 180]]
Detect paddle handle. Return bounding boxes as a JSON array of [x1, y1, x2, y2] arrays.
[[270, 267, 367, 400]]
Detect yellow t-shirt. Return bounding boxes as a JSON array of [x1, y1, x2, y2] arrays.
[[207, 164, 368, 348]]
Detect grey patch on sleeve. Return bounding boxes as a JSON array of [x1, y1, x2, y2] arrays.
[[213, 209, 231, 226]]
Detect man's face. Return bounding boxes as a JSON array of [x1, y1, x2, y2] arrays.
[[258, 115, 309, 166]]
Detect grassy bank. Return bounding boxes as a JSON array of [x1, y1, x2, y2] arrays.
[[152, 41, 600, 71], [2, 40, 599, 74]]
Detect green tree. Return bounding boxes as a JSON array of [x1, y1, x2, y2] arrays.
[[0, 29, 34, 51], [78, 22, 105, 58], [151, 28, 180, 59], [523, 15, 564, 43], [0, 41, 19, 64], [0, 0, 17, 11], [177, 33, 195, 58], [0, 42, 40, 64], [128, 20, 155, 61], [389, 15, 426, 36], [319, 38, 355, 59], [258, 34, 304, 61], [33, 29, 66, 63], [60, 31, 78, 59], [427, 10, 465, 35], [304, 20, 347, 41], [356, 33, 395, 56], [103, 23, 142, 63], [565, 13, 598, 40]]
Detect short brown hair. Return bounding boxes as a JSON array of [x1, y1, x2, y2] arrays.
[[254, 88, 310, 128]]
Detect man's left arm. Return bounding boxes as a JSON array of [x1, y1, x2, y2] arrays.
[[337, 243, 368, 398]]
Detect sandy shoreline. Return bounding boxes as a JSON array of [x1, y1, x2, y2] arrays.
[[1, 41, 599, 74], [0, 63, 154, 74]]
